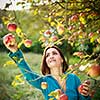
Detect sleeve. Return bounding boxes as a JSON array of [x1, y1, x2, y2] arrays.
[[9, 49, 43, 90], [74, 74, 91, 100]]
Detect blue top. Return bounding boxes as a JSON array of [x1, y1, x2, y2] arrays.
[[9, 49, 91, 100]]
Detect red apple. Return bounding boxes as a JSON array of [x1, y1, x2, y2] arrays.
[[68, 25, 75, 31], [70, 15, 78, 22], [3, 33, 15, 45], [24, 39, 32, 48], [7, 23, 17, 32], [87, 64, 100, 78], [51, 35, 58, 42], [88, 32, 94, 38], [58, 94, 68, 100], [41, 82, 48, 89], [44, 30, 52, 37], [78, 84, 84, 93], [73, 52, 84, 58]]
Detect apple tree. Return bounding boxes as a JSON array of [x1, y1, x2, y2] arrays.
[[1, 0, 100, 99]]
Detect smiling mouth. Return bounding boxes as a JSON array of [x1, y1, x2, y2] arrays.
[[50, 59, 56, 63]]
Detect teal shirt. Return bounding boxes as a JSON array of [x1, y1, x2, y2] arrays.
[[9, 50, 91, 100]]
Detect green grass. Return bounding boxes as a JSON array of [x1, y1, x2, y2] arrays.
[[0, 51, 44, 100]]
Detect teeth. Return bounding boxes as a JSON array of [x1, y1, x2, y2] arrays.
[[50, 59, 56, 63]]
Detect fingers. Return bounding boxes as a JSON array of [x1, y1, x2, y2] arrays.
[[78, 80, 91, 96], [81, 85, 89, 96]]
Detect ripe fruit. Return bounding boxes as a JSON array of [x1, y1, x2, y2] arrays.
[[58, 94, 68, 100], [70, 15, 78, 22], [87, 64, 100, 78], [3, 33, 15, 45], [78, 84, 84, 93], [41, 82, 48, 89], [68, 25, 75, 31], [88, 32, 94, 38], [51, 35, 58, 42], [24, 39, 32, 48], [7, 23, 17, 32], [57, 24, 64, 35], [44, 30, 52, 37], [73, 52, 84, 58]]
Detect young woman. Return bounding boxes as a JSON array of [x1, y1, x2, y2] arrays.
[[3, 33, 91, 100]]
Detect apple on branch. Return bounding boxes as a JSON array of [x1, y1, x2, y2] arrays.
[[23, 39, 32, 48], [7, 23, 17, 32], [87, 64, 100, 79]]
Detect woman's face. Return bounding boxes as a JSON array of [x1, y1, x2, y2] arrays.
[[45, 48, 63, 69]]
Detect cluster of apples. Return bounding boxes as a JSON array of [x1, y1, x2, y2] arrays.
[[6, 23, 32, 48]]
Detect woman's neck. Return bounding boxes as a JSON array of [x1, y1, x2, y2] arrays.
[[50, 66, 63, 78]]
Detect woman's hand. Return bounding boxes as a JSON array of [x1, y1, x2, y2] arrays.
[[3, 33, 18, 53], [78, 80, 90, 96]]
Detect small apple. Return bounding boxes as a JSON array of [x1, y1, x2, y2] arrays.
[[68, 25, 75, 31], [39, 36, 46, 42], [88, 32, 94, 38], [57, 25, 64, 35], [58, 93, 68, 100], [41, 82, 48, 89], [3, 33, 15, 45], [70, 15, 78, 22], [44, 30, 52, 37], [24, 39, 32, 48], [51, 35, 58, 42], [78, 84, 84, 93], [73, 52, 84, 58], [7, 23, 17, 32], [87, 64, 100, 78]]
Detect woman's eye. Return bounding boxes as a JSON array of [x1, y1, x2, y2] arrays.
[[46, 54, 49, 57], [53, 52, 57, 55]]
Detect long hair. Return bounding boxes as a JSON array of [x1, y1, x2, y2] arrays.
[[41, 45, 68, 75]]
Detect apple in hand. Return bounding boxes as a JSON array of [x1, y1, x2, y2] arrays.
[[58, 93, 68, 100], [3, 33, 15, 45], [78, 84, 84, 93], [23, 39, 32, 48], [7, 23, 17, 32], [41, 82, 48, 89]]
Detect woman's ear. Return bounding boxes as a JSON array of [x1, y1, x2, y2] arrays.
[[61, 58, 63, 63]]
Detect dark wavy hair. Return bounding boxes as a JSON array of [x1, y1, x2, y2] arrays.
[[41, 45, 68, 75]]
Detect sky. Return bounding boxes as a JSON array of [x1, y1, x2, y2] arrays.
[[0, 0, 30, 10]]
